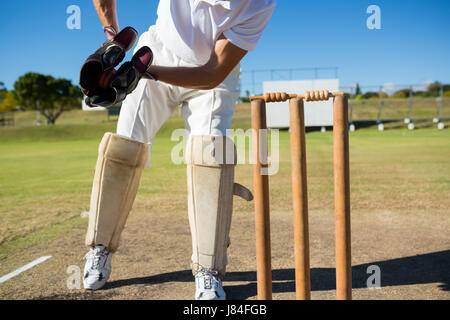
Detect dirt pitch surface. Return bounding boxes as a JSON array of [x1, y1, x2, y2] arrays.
[[0, 203, 448, 300], [0, 112, 449, 300]]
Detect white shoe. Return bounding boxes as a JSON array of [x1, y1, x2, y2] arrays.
[[195, 270, 226, 300], [83, 245, 112, 290]]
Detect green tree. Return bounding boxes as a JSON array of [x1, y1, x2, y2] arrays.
[[392, 89, 412, 99], [14, 72, 82, 125], [362, 92, 380, 99], [0, 82, 7, 102], [412, 91, 427, 97], [0, 91, 16, 113], [354, 83, 361, 96], [427, 82, 441, 96], [45, 78, 83, 125]]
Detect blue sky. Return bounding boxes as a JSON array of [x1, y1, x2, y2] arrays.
[[1, 0, 449, 94]]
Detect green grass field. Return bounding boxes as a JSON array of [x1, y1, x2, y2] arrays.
[[1, 105, 450, 260]]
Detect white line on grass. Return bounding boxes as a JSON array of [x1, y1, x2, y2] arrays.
[[0, 256, 52, 284]]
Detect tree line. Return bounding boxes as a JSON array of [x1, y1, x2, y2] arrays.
[[0, 73, 82, 125], [353, 82, 450, 100], [1, 74, 449, 125]]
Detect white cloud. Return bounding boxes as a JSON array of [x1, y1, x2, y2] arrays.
[[413, 80, 434, 92], [382, 83, 396, 95]]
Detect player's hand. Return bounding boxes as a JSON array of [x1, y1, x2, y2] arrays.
[[79, 27, 154, 108]]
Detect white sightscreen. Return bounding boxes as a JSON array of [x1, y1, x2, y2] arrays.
[[263, 79, 340, 128]]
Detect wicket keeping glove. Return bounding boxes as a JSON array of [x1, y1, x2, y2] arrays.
[[79, 26, 154, 108]]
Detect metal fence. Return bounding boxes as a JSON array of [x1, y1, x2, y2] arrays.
[[239, 67, 339, 97], [239, 68, 449, 130], [339, 84, 449, 130]]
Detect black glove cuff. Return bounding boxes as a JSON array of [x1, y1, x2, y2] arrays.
[[144, 71, 159, 81]]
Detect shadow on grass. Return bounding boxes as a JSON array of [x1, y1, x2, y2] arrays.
[[101, 250, 450, 299]]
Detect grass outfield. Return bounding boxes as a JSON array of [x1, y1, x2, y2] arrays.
[[1, 106, 450, 259]]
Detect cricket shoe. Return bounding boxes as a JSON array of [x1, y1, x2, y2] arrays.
[[195, 269, 226, 300], [83, 245, 112, 290]]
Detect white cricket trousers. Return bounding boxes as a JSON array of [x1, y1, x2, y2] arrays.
[[117, 25, 240, 166]]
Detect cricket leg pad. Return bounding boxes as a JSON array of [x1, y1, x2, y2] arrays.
[[85, 132, 149, 252], [187, 135, 252, 278]]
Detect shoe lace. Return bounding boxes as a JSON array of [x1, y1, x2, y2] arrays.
[[85, 247, 108, 269], [194, 265, 220, 290]]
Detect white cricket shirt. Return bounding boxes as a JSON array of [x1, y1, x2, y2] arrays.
[[155, 0, 276, 65]]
